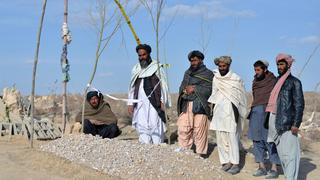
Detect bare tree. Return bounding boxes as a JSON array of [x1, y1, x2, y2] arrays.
[[196, 14, 213, 54], [30, 0, 47, 148], [316, 82, 320, 92], [48, 80, 59, 123], [139, 0, 176, 60], [298, 42, 320, 122], [227, 17, 239, 56], [298, 42, 320, 78], [81, 0, 123, 131]]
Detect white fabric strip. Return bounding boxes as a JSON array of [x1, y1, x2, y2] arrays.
[[104, 94, 141, 103], [87, 84, 141, 104]]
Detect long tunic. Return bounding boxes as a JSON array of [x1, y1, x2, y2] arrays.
[[208, 70, 247, 133], [247, 105, 268, 141], [208, 70, 246, 164], [209, 89, 236, 132], [128, 60, 171, 143], [129, 79, 166, 135], [248, 72, 276, 141]]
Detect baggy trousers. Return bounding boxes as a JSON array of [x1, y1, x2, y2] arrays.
[[177, 102, 209, 154]]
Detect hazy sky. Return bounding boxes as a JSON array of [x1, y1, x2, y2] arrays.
[[0, 0, 319, 95]]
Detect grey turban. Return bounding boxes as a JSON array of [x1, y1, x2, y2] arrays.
[[214, 56, 232, 65]]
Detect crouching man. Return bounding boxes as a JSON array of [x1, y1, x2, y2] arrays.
[[75, 90, 121, 138]]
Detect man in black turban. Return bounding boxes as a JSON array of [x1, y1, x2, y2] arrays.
[[188, 50, 205, 71], [128, 43, 171, 144], [86, 91, 103, 108], [136, 44, 152, 69], [188, 50, 204, 61], [136, 44, 152, 54]]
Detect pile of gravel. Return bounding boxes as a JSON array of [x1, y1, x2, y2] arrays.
[[40, 134, 223, 179]]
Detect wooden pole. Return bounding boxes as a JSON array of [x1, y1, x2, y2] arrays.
[[62, 81, 67, 133], [30, 0, 47, 148], [114, 0, 140, 45], [62, 0, 69, 134]]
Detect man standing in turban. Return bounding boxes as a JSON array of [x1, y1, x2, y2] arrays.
[[128, 44, 171, 144], [177, 50, 213, 156], [266, 53, 304, 180], [75, 90, 121, 138], [248, 60, 280, 178], [208, 56, 247, 175]]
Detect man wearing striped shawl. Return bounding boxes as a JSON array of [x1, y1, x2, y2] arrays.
[[208, 56, 247, 175]]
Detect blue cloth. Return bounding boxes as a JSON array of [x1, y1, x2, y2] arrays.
[[61, 44, 70, 82], [249, 105, 280, 164], [253, 140, 280, 164], [248, 105, 268, 141]]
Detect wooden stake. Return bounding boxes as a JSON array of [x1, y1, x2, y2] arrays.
[[114, 0, 140, 45], [30, 0, 47, 148], [62, 0, 69, 134]]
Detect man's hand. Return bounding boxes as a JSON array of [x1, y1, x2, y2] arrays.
[[291, 126, 299, 135], [160, 102, 165, 111], [185, 85, 195, 94], [128, 105, 134, 116]]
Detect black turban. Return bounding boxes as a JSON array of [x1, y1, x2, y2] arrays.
[[188, 50, 204, 61], [86, 91, 103, 102], [136, 44, 152, 54]]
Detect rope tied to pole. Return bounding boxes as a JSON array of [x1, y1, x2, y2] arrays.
[[61, 22, 72, 44]]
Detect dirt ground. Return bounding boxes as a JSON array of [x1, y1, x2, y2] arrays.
[[0, 134, 319, 180], [0, 136, 119, 180]]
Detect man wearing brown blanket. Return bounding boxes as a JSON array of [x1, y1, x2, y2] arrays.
[[76, 91, 121, 138]]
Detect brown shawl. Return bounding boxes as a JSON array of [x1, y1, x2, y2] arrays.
[[252, 71, 276, 107], [75, 100, 118, 125]]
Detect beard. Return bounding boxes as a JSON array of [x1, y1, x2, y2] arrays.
[[139, 60, 149, 69], [139, 56, 152, 69], [219, 69, 229, 76], [278, 67, 289, 76], [255, 73, 266, 81], [190, 64, 201, 72]]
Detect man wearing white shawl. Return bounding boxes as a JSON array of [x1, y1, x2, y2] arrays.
[[128, 44, 171, 144], [208, 56, 247, 175]]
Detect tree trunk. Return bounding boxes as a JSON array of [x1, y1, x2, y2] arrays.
[[62, 0, 69, 134], [30, 0, 47, 148]]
